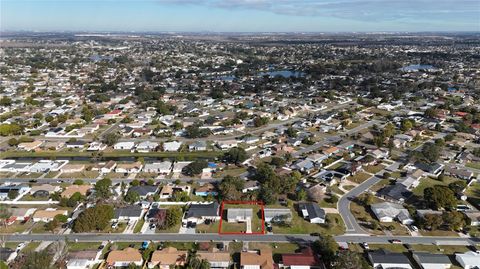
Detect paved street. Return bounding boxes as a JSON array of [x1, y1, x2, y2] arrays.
[[338, 175, 383, 234], [2, 233, 479, 246]]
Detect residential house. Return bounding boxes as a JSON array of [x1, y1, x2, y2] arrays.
[[415, 162, 444, 178], [370, 202, 414, 225], [195, 183, 218, 197], [368, 249, 413, 269], [92, 161, 117, 174], [163, 141, 183, 152], [112, 205, 143, 222], [115, 162, 143, 174], [280, 247, 325, 269], [443, 166, 473, 180], [66, 250, 99, 269], [292, 159, 315, 173], [32, 209, 68, 222], [128, 185, 158, 199], [197, 249, 231, 269], [0, 184, 30, 200], [145, 207, 167, 227], [412, 252, 452, 269], [240, 249, 274, 269], [106, 248, 143, 268], [143, 161, 172, 174], [189, 141, 207, 151], [86, 142, 107, 151], [7, 208, 36, 224], [172, 161, 192, 174], [298, 203, 325, 224], [216, 140, 238, 150], [183, 202, 220, 225], [60, 164, 85, 174], [29, 184, 60, 196], [17, 140, 43, 151], [242, 181, 260, 193], [455, 251, 480, 269], [306, 184, 326, 203], [159, 184, 191, 199], [61, 185, 91, 198], [264, 208, 292, 223], [227, 208, 253, 223], [465, 212, 480, 226], [136, 141, 159, 152], [149, 247, 188, 269], [113, 141, 136, 151]]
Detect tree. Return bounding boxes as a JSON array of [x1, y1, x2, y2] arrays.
[[443, 211, 466, 231], [224, 147, 247, 165], [424, 185, 457, 210], [0, 205, 12, 227], [425, 108, 438, 118], [333, 250, 370, 269], [382, 122, 395, 138], [131, 179, 140, 187], [401, 119, 413, 132], [0, 123, 22, 136], [313, 235, 338, 266], [285, 127, 297, 138], [17, 250, 54, 269], [73, 179, 84, 185], [171, 191, 190, 202], [102, 132, 120, 146], [259, 187, 276, 205], [253, 116, 269, 127], [253, 163, 276, 183], [183, 160, 208, 176], [125, 190, 140, 203], [45, 219, 58, 233], [165, 206, 182, 228], [421, 142, 441, 163], [270, 157, 286, 168], [7, 190, 18, 200], [95, 178, 112, 199], [448, 181, 467, 194], [422, 213, 443, 230], [72, 204, 114, 232], [219, 176, 244, 200]]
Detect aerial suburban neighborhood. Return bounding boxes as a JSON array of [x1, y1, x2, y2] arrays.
[[0, 31, 479, 269]]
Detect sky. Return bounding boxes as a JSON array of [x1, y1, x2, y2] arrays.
[[1, 0, 479, 32]]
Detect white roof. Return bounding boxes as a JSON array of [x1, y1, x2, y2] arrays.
[[456, 251, 480, 266]]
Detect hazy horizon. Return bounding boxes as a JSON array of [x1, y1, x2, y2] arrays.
[[1, 0, 479, 33]]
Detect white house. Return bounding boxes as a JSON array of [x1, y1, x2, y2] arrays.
[[371, 202, 414, 225], [456, 251, 480, 269], [143, 161, 172, 174], [114, 141, 136, 151], [163, 141, 182, 152]]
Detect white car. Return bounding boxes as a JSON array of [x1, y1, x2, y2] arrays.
[[411, 225, 419, 232], [362, 242, 369, 250], [16, 242, 26, 252], [111, 222, 119, 229]]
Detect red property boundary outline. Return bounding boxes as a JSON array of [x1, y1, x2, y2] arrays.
[[218, 200, 265, 235]]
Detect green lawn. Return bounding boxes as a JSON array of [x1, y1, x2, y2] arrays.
[[271, 212, 345, 235], [133, 219, 145, 233], [0, 150, 222, 160], [412, 176, 461, 197], [219, 204, 263, 233], [68, 242, 101, 251], [363, 164, 386, 174], [466, 182, 480, 209], [347, 172, 372, 184], [466, 162, 480, 170]]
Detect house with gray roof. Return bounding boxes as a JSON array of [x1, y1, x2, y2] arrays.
[[368, 249, 413, 269], [113, 205, 143, 222], [371, 202, 413, 225], [264, 208, 292, 223], [127, 185, 158, 199], [298, 203, 325, 224], [412, 252, 452, 269], [227, 208, 253, 223], [183, 202, 220, 224]]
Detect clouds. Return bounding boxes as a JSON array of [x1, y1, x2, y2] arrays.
[[157, 0, 479, 23]]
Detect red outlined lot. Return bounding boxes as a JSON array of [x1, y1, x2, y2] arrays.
[[218, 200, 265, 235]]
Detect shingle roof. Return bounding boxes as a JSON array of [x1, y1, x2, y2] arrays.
[[185, 202, 219, 218]]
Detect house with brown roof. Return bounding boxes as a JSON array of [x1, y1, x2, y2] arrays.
[[149, 247, 188, 269], [198, 249, 231, 269], [61, 185, 91, 198], [106, 247, 143, 268], [32, 209, 68, 222], [60, 164, 85, 173], [240, 249, 274, 269], [279, 247, 325, 269], [17, 140, 43, 151], [115, 162, 143, 174]]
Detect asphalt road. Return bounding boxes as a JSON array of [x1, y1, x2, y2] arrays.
[[2, 233, 479, 246], [3, 177, 220, 184], [338, 174, 383, 234]]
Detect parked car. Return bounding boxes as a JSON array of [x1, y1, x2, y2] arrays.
[[111, 222, 119, 229], [411, 225, 418, 232], [362, 242, 369, 249], [390, 239, 402, 244]]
